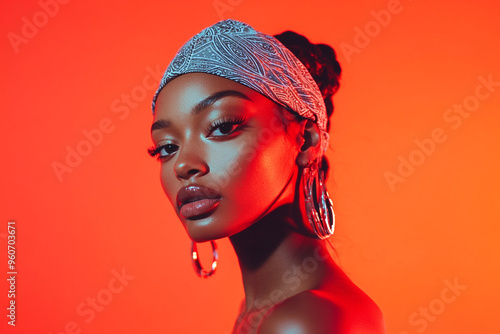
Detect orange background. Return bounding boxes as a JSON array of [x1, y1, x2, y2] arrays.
[[1, 0, 499, 333]]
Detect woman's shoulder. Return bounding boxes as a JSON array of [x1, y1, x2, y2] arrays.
[[257, 288, 386, 334]]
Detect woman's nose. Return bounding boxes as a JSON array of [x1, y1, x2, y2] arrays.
[[174, 147, 209, 180]]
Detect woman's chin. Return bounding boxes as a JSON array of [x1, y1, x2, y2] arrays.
[[184, 221, 230, 243], [188, 232, 224, 244], [185, 223, 246, 243]]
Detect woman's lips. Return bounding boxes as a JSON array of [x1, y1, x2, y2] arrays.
[[176, 185, 221, 219], [179, 198, 221, 219]]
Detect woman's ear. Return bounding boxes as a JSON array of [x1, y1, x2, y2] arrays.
[[296, 119, 321, 167]]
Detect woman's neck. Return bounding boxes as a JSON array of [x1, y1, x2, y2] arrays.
[[228, 205, 334, 312]]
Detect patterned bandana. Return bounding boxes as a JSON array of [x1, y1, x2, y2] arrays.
[[152, 19, 329, 150]]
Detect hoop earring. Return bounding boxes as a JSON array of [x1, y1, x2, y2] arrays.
[[191, 241, 218, 278], [303, 160, 335, 239]]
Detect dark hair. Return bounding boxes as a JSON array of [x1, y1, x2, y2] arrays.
[[273, 31, 342, 178]]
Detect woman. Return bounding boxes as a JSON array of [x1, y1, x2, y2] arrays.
[[148, 19, 386, 334]]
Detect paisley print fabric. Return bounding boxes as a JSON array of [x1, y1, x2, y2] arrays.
[[151, 19, 329, 141]]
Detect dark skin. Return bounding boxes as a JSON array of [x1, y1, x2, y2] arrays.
[[151, 73, 386, 333]]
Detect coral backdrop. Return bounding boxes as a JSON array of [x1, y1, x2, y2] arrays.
[[1, 0, 499, 333]]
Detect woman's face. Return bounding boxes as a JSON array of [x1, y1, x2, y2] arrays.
[[150, 73, 304, 242]]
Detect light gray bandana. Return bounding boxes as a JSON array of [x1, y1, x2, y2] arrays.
[[152, 19, 329, 151]]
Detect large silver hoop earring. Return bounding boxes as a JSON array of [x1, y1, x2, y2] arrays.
[[303, 160, 335, 239], [191, 241, 218, 278]]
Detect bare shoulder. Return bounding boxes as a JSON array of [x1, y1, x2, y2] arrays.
[[257, 289, 386, 334]]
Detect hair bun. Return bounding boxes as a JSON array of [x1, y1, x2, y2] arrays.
[[274, 31, 342, 127], [315, 43, 342, 96]]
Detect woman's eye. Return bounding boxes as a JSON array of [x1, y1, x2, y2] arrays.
[[212, 123, 239, 136], [158, 144, 178, 157], [148, 144, 178, 160], [208, 117, 246, 137]]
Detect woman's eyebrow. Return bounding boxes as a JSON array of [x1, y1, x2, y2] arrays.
[[151, 119, 170, 132], [151, 90, 252, 132], [192, 90, 252, 115]]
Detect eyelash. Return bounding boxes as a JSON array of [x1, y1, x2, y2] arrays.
[[206, 116, 246, 136], [147, 144, 177, 160], [147, 116, 247, 161]]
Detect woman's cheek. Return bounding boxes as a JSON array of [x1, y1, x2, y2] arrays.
[[207, 139, 251, 184], [160, 162, 177, 206], [229, 146, 280, 207]]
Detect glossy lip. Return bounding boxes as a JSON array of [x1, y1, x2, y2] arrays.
[[176, 185, 222, 219]]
